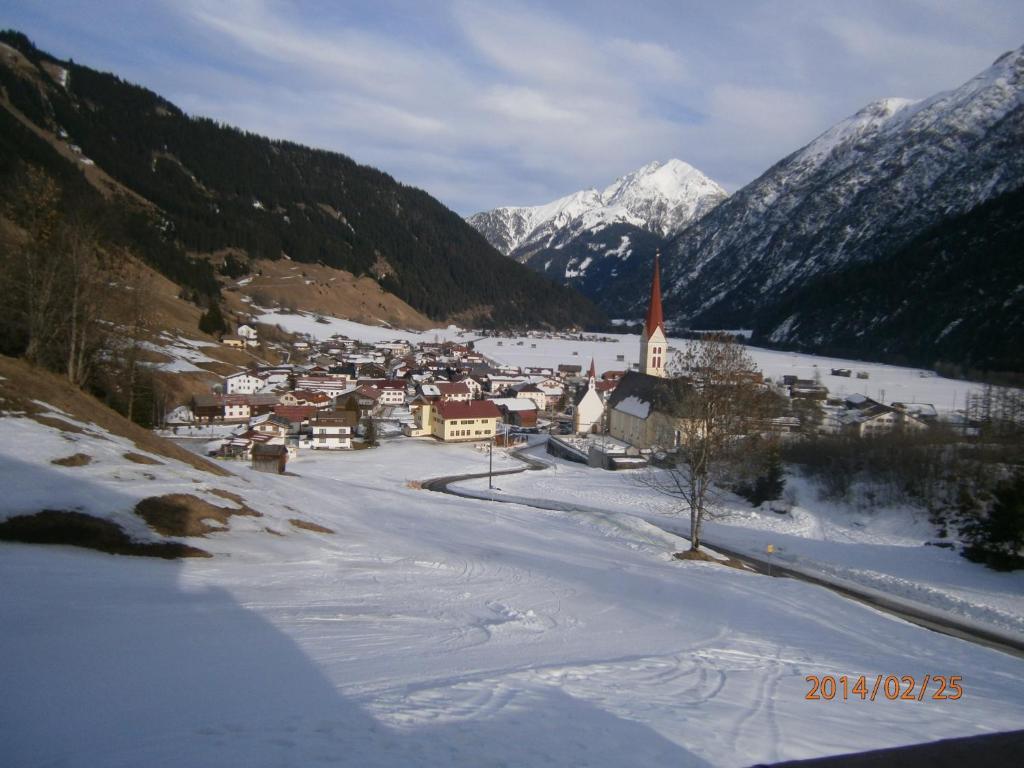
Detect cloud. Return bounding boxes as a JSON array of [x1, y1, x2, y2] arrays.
[[608, 39, 688, 83], [168, 0, 705, 211], [820, 13, 998, 97], [93, 0, 1019, 213]]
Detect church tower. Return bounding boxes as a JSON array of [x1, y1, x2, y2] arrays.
[[639, 252, 667, 378]]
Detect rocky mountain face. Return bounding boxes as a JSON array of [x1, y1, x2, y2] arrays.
[[467, 159, 726, 260], [647, 45, 1024, 371]]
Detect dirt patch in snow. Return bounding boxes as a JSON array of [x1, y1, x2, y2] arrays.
[[32, 414, 86, 434], [135, 493, 261, 537], [123, 452, 162, 465], [51, 453, 92, 467], [289, 518, 335, 534], [674, 549, 748, 570], [0, 511, 210, 558]]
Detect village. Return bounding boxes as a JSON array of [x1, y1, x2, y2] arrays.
[[172, 260, 967, 475]]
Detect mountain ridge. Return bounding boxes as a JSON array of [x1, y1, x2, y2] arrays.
[[0, 30, 605, 331], [467, 158, 726, 259]]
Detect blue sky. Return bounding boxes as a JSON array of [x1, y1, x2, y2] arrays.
[[4, 1, 1022, 214]]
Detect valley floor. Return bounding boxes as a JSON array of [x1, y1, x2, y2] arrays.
[[454, 443, 1024, 639], [2, 419, 1023, 767]]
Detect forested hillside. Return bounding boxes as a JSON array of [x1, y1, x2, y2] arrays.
[[0, 31, 604, 329], [755, 184, 1024, 376]]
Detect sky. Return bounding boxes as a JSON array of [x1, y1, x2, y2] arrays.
[[3, 1, 1023, 214]]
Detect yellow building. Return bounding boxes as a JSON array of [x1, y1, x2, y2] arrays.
[[431, 399, 501, 442]]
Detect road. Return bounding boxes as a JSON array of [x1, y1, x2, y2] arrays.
[[422, 439, 1024, 660]]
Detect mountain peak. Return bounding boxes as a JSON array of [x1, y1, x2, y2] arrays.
[[468, 159, 727, 255]]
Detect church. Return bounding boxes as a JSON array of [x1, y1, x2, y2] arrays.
[[606, 254, 689, 449], [572, 359, 605, 434]]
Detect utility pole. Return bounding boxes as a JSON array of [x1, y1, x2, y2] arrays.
[[488, 431, 494, 490]]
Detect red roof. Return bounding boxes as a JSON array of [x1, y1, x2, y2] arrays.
[[273, 405, 317, 422], [434, 400, 501, 420], [645, 252, 664, 337], [436, 382, 472, 398], [355, 385, 382, 400]]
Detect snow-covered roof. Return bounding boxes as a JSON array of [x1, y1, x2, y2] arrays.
[[613, 395, 651, 419], [489, 398, 538, 412]]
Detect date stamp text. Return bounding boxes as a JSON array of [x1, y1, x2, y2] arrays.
[[805, 674, 963, 701]]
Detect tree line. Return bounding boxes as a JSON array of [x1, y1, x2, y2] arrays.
[[0, 165, 166, 427]]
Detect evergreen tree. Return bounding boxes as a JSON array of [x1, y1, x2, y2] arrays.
[[362, 416, 378, 447], [962, 474, 1024, 571], [198, 302, 228, 337], [752, 443, 786, 506]]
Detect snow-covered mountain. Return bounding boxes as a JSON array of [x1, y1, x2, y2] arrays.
[[639, 45, 1024, 370], [467, 159, 726, 259], [656, 46, 1024, 320]]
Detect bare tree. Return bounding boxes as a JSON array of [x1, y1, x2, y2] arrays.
[[61, 219, 110, 387], [107, 258, 155, 423], [5, 168, 65, 365], [647, 334, 775, 551]]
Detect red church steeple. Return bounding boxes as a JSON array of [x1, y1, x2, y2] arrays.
[[588, 358, 597, 381], [644, 251, 664, 337]]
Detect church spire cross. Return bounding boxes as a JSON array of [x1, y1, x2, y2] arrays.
[[645, 251, 664, 337]]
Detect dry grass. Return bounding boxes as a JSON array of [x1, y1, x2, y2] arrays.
[[223, 258, 433, 330], [134, 493, 261, 537], [51, 453, 92, 467], [123, 452, 162, 465], [288, 518, 335, 534], [405, 480, 423, 490], [0, 355, 228, 476], [0, 510, 211, 558], [32, 414, 86, 434], [209, 489, 246, 505], [673, 549, 749, 570]]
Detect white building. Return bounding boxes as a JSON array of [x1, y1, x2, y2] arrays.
[[236, 324, 259, 347], [573, 360, 605, 434], [310, 412, 358, 450], [224, 371, 265, 395]]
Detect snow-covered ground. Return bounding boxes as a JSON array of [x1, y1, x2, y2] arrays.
[[142, 333, 227, 374], [2, 406, 1024, 766], [257, 313, 987, 412], [454, 445, 1024, 638]]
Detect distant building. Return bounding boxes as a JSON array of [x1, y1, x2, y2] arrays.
[[251, 444, 288, 474], [224, 371, 265, 395], [310, 411, 358, 450], [489, 398, 539, 428], [573, 359, 605, 435], [431, 400, 501, 442]]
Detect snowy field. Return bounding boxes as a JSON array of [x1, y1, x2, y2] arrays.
[[2, 407, 1024, 766], [455, 445, 1024, 638], [257, 311, 988, 411]]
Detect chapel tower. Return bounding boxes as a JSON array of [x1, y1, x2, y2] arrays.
[[639, 252, 667, 378]]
